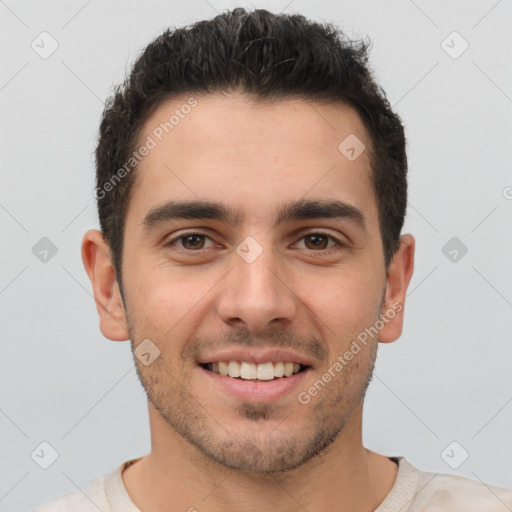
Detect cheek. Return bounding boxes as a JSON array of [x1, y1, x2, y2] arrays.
[[125, 271, 177, 340], [128, 269, 215, 349], [131, 261, 186, 310], [302, 269, 381, 343]]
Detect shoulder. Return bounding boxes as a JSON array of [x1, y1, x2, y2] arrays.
[[382, 456, 512, 511], [413, 466, 512, 511], [31, 473, 109, 512]]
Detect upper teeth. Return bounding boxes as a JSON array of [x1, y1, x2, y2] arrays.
[[209, 361, 302, 380]]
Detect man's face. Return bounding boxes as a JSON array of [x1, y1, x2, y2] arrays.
[[120, 93, 389, 472]]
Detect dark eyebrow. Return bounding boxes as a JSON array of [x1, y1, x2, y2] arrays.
[[273, 199, 365, 229], [141, 198, 366, 232], [142, 200, 242, 229]]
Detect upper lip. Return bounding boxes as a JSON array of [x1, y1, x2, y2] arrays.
[[196, 348, 314, 367]]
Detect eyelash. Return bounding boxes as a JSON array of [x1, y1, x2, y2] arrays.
[[163, 230, 346, 256]]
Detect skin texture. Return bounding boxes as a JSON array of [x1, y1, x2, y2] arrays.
[[82, 92, 415, 512]]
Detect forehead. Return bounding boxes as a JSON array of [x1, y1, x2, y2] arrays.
[[127, 92, 377, 229]]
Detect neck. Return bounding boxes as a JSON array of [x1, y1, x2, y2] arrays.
[[122, 402, 398, 512]]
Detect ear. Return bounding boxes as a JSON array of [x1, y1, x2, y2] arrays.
[[81, 229, 130, 341], [378, 234, 415, 343]]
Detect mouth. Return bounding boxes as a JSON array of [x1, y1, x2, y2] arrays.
[[196, 349, 314, 401], [199, 361, 310, 381], [198, 360, 311, 402]]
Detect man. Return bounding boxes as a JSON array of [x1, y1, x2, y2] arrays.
[[33, 7, 512, 512]]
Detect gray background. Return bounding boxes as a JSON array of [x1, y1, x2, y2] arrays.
[[1, 0, 511, 510]]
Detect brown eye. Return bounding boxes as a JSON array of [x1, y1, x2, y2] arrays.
[[294, 231, 344, 255], [164, 232, 215, 251], [303, 234, 329, 250], [180, 234, 206, 250]]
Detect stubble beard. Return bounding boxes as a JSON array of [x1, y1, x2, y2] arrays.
[[129, 328, 378, 474]]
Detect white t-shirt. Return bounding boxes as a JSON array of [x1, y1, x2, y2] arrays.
[[31, 455, 512, 511]]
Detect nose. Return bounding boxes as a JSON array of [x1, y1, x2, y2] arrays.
[[216, 239, 298, 333]]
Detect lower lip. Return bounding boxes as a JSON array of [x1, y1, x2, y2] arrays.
[[198, 365, 310, 402]]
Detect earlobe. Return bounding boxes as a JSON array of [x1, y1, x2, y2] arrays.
[[378, 234, 415, 343], [81, 229, 130, 341]]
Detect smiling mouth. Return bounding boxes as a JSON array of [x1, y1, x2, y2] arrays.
[[200, 361, 310, 381]]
